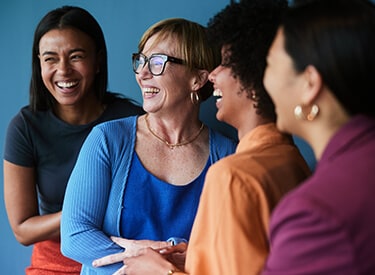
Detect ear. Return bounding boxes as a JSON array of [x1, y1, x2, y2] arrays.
[[301, 65, 323, 105], [191, 69, 209, 91]]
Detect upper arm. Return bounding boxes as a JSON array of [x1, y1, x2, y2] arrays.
[[187, 162, 269, 274], [61, 127, 122, 265], [3, 160, 38, 237]]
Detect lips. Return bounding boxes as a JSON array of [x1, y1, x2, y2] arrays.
[[56, 81, 79, 89], [213, 88, 222, 102], [143, 87, 160, 94], [142, 87, 160, 99]]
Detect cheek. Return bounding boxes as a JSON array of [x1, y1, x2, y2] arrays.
[[263, 68, 279, 101], [77, 62, 96, 78], [40, 65, 51, 85]]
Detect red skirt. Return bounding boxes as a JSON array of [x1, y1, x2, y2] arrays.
[[26, 239, 81, 275]]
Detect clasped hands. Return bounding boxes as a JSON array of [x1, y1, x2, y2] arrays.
[[92, 236, 187, 275]]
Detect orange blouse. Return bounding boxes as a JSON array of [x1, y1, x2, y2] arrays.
[[180, 123, 311, 275]]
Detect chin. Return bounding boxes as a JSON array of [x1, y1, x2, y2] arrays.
[[216, 112, 229, 125], [215, 110, 223, 122]]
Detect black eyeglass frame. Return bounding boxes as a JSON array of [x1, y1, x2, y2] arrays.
[[132, 53, 184, 76]]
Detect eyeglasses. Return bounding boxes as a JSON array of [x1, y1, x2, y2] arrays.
[[132, 53, 184, 76]]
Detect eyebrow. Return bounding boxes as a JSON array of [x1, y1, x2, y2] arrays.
[[41, 48, 86, 56]]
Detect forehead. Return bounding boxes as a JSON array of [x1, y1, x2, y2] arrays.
[[39, 27, 95, 52], [142, 33, 179, 56], [268, 28, 286, 59]]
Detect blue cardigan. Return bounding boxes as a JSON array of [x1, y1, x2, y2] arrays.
[[61, 116, 236, 274]]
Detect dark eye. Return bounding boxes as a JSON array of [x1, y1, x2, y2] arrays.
[[71, 54, 84, 60], [43, 56, 56, 63]]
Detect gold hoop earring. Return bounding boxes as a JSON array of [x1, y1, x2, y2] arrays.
[[190, 92, 200, 105], [294, 104, 319, 121]]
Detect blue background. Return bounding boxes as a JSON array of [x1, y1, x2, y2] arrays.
[[0, 1, 314, 274]]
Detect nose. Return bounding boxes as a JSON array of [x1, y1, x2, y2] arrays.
[[137, 62, 152, 79], [208, 67, 218, 83], [57, 58, 72, 74]]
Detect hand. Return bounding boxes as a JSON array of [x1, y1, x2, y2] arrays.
[[113, 247, 177, 275], [158, 242, 187, 271], [92, 236, 171, 267]]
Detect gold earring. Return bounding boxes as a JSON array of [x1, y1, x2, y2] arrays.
[[190, 92, 200, 105], [294, 104, 319, 121], [250, 90, 257, 100]]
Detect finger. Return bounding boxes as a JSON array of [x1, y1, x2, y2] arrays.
[[111, 236, 128, 247], [159, 243, 187, 254], [112, 264, 127, 275], [150, 241, 172, 250], [92, 252, 126, 267]]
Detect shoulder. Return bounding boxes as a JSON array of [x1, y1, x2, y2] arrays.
[[6, 105, 51, 132], [105, 93, 144, 117], [208, 128, 237, 148], [89, 116, 138, 149], [207, 128, 237, 161], [270, 183, 342, 235], [94, 115, 137, 133], [205, 153, 259, 190], [8, 105, 37, 122]]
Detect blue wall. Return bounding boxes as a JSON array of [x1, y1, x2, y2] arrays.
[[0, 1, 314, 274]]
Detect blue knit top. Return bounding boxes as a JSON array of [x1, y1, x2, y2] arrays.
[[61, 115, 237, 274], [121, 153, 209, 240]]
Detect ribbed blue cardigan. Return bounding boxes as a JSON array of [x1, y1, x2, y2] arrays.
[[61, 115, 236, 274]]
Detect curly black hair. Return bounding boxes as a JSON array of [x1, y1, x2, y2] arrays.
[[207, 0, 287, 120]]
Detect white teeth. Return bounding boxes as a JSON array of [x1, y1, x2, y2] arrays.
[[143, 87, 160, 93], [57, 81, 78, 88], [213, 89, 222, 97]]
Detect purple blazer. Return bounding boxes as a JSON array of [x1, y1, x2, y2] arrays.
[[263, 115, 375, 274]]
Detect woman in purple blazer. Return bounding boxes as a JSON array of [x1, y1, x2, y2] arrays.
[[262, 0, 375, 273]]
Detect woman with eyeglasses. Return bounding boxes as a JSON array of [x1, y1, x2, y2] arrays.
[[60, 18, 237, 274]]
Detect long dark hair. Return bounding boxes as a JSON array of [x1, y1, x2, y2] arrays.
[[30, 6, 108, 111]]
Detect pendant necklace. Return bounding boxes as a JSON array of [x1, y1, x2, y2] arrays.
[[144, 113, 204, 149]]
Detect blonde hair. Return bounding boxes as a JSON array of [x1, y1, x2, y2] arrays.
[[138, 18, 220, 101]]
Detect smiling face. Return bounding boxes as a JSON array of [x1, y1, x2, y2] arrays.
[[135, 33, 195, 115], [209, 46, 250, 129], [264, 28, 305, 135], [38, 27, 99, 108]]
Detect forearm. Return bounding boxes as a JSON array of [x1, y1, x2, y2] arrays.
[[61, 224, 124, 269], [3, 160, 60, 246], [12, 211, 61, 246]]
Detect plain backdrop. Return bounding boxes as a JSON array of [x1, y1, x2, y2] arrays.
[[0, 1, 314, 274]]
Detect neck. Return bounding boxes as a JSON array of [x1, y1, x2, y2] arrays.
[[144, 113, 204, 149], [54, 96, 104, 125], [237, 115, 273, 140]]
